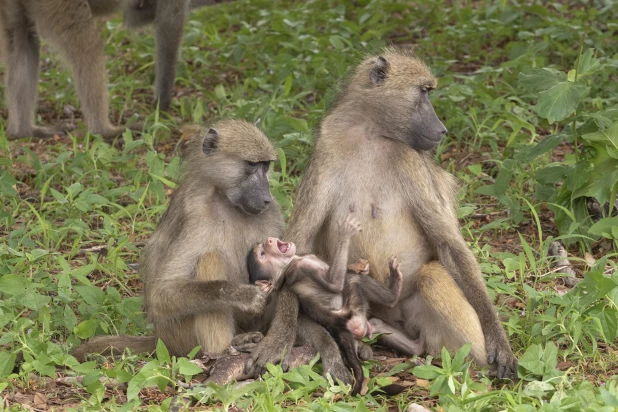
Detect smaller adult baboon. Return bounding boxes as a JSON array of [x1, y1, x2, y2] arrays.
[[0, 0, 220, 139], [246, 211, 410, 395], [72, 119, 289, 361], [285, 48, 518, 378]]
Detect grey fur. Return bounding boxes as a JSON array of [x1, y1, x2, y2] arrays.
[[285, 48, 518, 379]]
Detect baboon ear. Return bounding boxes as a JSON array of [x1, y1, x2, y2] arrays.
[[370, 56, 389, 85], [202, 128, 219, 155]]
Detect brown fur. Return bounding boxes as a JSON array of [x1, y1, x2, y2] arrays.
[[0, 0, 215, 139], [285, 48, 517, 378], [73, 120, 286, 361]]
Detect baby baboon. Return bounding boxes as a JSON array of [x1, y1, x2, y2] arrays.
[[247, 212, 409, 395], [72, 119, 289, 361], [0, 0, 215, 139], [285, 48, 518, 379]]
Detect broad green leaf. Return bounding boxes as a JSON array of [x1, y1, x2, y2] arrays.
[[542, 342, 558, 372], [518, 344, 544, 375], [283, 74, 293, 97], [515, 134, 564, 163], [589, 216, 618, 239], [581, 120, 618, 153], [523, 380, 554, 397], [127, 372, 147, 402], [0, 172, 17, 198], [0, 351, 16, 378], [452, 343, 472, 370], [75, 285, 105, 307], [412, 364, 443, 380], [74, 319, 100, 339], [518, 68, 565, 92], [597, 308, 618, 342], [215, 84, 226, 99], [575, 48, 602, 78], [31, 359, 56, 377], [0, 274, 31, 296], [534, 82, 588, 124], [177, 358, 204, 378], [22, 291, 51, 311], [156, 339, 171, 364]]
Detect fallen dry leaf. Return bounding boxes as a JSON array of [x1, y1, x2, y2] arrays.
[[33, 392, 46, 409], [415, 379, 431, 388], [584, 252, 596, 266]]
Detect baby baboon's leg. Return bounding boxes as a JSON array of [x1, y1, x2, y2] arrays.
[[193, 251, 235, 353], [296, 316, 353, 385], [153, 0, 188, 111], [368, 318, 425, 356], [401, 262, 487, 365]]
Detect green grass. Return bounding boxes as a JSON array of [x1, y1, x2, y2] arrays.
[[1, 0, 618, 410]]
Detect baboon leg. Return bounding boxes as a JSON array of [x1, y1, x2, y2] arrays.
[[35, 0, 122, 139], [1, 8, 51, 138], [350, 274, 400, 308], [401, 262, 487, 365], [357, 341, 373, 361], [153, 0, 188, 111], [156, 317, 200, 357], [368, 318, 424, 356], [193, 311, 233, 353], [193, 251, 235, 354], [296, 315, 353, 385]]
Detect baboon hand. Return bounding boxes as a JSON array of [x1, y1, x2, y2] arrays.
[[338, 210, 362, 239], [244, 339, 291, 378], [387, 256, 403, 306], [348, 258, 370, 275], [486, 332, 518, 379], [230, 285, 267, 315], [254, 280, 274, 294], [322, 351, 354, 386], [231, 332, 264, 352]]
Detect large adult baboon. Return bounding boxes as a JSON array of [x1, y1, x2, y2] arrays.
[[73, 119, 291, 361], [284, 48, 518, 378], [0, 0, 220, 139]]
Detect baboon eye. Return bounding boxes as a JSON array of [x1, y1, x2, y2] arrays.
[[420, 86, 429, 93], [246, 161, 259, 167]]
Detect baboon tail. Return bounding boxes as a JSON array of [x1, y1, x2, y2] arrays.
[[190, 0, 234, 9], [72, 335, 157, 362]]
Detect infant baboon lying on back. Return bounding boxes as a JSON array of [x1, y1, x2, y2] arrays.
[[246, 210, 404, 394]]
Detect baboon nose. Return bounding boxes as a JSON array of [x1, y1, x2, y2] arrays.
[[441, 127, 448, 136], [263, 196, 272, 205]]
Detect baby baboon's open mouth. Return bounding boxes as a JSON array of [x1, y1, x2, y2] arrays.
[[277, 240, 290, 253]]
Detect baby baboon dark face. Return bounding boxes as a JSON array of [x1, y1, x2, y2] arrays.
[[247, 237, 296, 284]]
